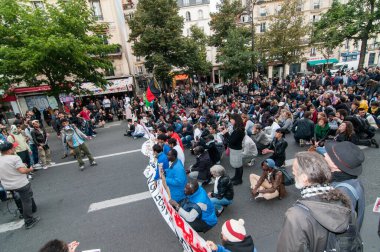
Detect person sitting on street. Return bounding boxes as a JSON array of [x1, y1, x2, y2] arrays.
[[167, 126, 184, 150], [153, 144, 169, 180], [206, 219, 257, 252], [250, 159, 286, 201], [262, 128, 288, 167], [292, 111, 315, 147], [242, 134, 258, 167], [0, 141, 40, 229], [180, 118, 194, 148], [208, 165, 234, 216], [168, 138, 185, 166], [157, 134, 171, 155], [123, 119, 135, 137], [204, 135, 221, 165], [169, 180, 217, 233], [188, 146, 213, 185], [162, 149, 187, 203], [39, 239, 79, 252], [251, 124, 270, 155], [130, 120, 146, 139], [61, 119, 97, 171]]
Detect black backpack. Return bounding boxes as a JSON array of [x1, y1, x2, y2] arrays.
[[273, 166, 295, 186], [297, 202, 363, 252]]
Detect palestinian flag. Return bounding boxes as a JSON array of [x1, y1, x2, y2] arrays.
[[144, 78, 161, 107]]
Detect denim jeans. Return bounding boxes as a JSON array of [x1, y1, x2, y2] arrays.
[[210, 197, 232, 211], [29, 143, 39, 165], [181, 135, 193, 147], [131, 132, 144, 138]]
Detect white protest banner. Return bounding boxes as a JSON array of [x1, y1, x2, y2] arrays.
[[144, 161, 211, 252]]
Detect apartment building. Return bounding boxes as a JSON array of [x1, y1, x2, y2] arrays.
[[253, 0, 380, 78], [2, 0, 135, 116]]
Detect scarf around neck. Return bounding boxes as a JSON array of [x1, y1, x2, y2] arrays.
[[300, 184, 333, 199]]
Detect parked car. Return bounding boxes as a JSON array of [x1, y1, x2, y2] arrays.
[[330, 61, 359, 74]]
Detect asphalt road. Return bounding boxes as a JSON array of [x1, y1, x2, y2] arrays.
[[0, 121, 379, 252]]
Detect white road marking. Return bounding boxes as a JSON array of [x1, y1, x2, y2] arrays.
[[104, 122, 122, 128], [88, 191, 151, 213], [50, 149, 141, 167], [0, 220, 24, 234]]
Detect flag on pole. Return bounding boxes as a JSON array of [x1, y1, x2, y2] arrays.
[[144, 78, 161, 107]]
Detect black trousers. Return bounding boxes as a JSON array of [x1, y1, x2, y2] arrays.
[[189, 218, 213, 233], [12, 183, 35, 224], [17, 150, 31, 168]]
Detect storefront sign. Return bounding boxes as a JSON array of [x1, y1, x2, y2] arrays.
[[144, 161, 211, 252]]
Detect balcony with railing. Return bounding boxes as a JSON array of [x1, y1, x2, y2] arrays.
[[177, 0, 210, 8]]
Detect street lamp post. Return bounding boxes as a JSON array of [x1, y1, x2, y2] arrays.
[[247, 0, 257, 78]]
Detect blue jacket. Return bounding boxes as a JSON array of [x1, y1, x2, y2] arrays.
[[188, 186, 217, 227], [165, 159, 187, 202], [162, 144, 171, 155], [215, 245, 257, 252], [154, 152, 169, 180]]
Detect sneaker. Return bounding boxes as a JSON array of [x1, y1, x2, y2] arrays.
[[248, 159, 256, 167], [33, 164, 43, 170], [42, 166, 49, 170], [79, 165, 85, 171], [61, 154, 68, 159], [216, 207, 224, 217], [255, 195, 265, 201], [299, 139, 305, 147], [371, 139, 379, 148], [25, 217, 40, 229], [90, 161, 97, 166], [133, 137, 137, 140], [27, 174, 33, 180]]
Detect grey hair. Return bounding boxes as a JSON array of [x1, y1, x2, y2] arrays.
[[295, 151, 331, 184], [210, 165, 226, 177]]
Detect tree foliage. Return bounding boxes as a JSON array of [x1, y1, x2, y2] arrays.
[[260, 0, 309, 77], [313, 0, 380, 68], [182, 26, 212, 80], [128, 0, 184, 83], [209, 0, 245, 48], [0, 0, 118, 104], [218, 27, 254, 80]]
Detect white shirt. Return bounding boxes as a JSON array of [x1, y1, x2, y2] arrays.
[[0, 155, 29, 190], [174, 145, 185, 166], [134, 124, 145, 135], [266, 122, 280, 141], [214, 176, 221, 194], [103, 98, 111, 108]]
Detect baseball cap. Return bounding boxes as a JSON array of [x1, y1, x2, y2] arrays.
[[264, 159, 276, 168], [0, 141, 18, 152]]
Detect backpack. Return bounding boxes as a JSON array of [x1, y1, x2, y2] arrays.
[[273, 167, 295, 186], [297, 202, 363, 252]]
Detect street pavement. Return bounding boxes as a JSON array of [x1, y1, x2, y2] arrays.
[[0, 121, 379, 252]]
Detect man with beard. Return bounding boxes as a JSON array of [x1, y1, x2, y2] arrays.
[[277, 151, 352, 252]]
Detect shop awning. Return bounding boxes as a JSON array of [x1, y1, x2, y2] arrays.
[[0, 94, 17, 102], [174, 74, 188, 81], [307, 58, 338, 66], [13, 85, 51, 94]]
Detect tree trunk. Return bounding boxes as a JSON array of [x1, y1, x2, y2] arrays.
[[53, 93, 63, 111], [358, 1, 374, 69]]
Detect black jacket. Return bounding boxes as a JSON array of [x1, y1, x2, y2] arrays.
[[292, 118, 314, 139], [223, 235, 255, 252], [191, 152, 212, 180], [205, 141, 221, 165], [226, 128, 245, 150], [211, 175, 234, 200], [269, 137, 288, 167], [31, 128, 47, 146]]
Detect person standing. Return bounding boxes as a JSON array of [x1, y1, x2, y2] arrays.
[[277, 152, 351, 252], [7, 125, 32, 169], [223, 113, 245, 185], [30, 120, 53, 169], [61, 119, 97, 171], [0, 141, 40, 229], [102, 96, 111, 114]]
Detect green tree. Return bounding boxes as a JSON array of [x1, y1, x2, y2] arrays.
[[0, 0, 118, 106], [313, 0, 380, 69], [128, 0, 184, 85], [260, 0, 309, 78], [182, 26, 212, 83], [217, 27, 254, 80], [209, 0, 245, 48]]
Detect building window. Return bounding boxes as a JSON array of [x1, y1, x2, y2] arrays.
[[196, 0, 202, 4], [137, 66, 144, 74], [186, 29, 190, 37], [368, 53, 376, 65], [105, 66, 115, 76], [98, 34, 108, 44], [259, 7, 266, 17], [198, 10, 203, 19], [136, 56, 141, 62], [313, 0, 320, 9], [276, 5, 282, 13], [32, 1, 45, 10], [91, 0, 103, 20], [296, 0, 303, 11], [183, 0, 189, 6], [310, 47, 316, 56], [186, 11, 191, 21], [344, 40, 349, 50], [260, 23, 266, 33]]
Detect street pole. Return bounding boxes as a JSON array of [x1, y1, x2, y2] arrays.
[[249, 0, 256, 78]]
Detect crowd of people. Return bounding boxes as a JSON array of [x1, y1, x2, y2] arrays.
[[1, 66, 380, 251]]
